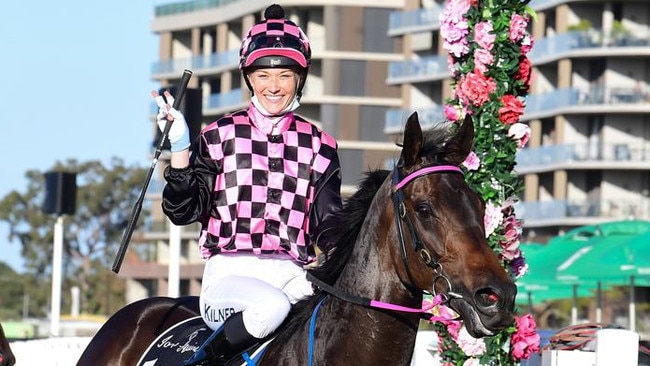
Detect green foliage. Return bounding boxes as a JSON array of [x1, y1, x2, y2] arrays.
[[437, 0, 540, 364], [0, 158, 147, 316]]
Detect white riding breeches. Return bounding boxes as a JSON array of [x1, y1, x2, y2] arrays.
[[199, 253, 314, 339]]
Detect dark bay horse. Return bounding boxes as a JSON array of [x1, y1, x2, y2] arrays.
[[0, 323, 16, 366], [78, 113, 516, 365]]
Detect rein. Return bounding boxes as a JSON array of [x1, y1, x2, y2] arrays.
[[307, 272, 444, 315], [390, 164, 464, 301], [307, 164, 466, 317]]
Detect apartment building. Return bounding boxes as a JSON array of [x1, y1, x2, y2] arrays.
[[120, 0, 650, 302], [386, 0, 650, 243]]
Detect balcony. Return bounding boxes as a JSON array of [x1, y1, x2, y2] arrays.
[[528, 0, 590, 11], [386, 55, 449, 84], [154, 0, 241, 17], [151, 50, 239, 79], [529, 31, 650, 65], [517, 198, 650, 227], [387, 6, 442, 36], [523, 87, 650, 121], [516, 143, 650, 174], [205, 88, 247, 115], [384, 105, 445, 134]]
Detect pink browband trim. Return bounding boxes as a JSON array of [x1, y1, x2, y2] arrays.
[[394, 165, 462, 190]]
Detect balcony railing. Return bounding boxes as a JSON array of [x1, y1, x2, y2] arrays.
[[524, 86, 650, 120], [529, 31, 650, 64], [517, 143, 650, 170], [517, 142, 650, 173], [517, 198, 650, 223], [154, 0, 241, 17], [206, 88, 244, 110], [386, 55, 449, 84], [151, 50, 239, 77], [388, 6, 443, 36], [384, 105, 446, 134]]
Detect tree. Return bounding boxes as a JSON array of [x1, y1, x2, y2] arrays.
[[0, 262, 27, 320], [0, 158, 148, 316]]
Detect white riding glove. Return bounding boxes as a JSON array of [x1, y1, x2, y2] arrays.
[[154, 93, 190, 152]]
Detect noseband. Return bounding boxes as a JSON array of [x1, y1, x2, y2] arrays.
[[391, 164, 464, 302]]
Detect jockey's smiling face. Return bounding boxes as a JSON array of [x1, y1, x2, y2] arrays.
[[248, 68, 299, 115]]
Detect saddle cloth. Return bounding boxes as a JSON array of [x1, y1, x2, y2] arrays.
[[136, 316, 272, 366]]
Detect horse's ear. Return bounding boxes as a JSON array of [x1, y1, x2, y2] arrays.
[[447, 114, 475, 165], [401, 112, 423, 168]]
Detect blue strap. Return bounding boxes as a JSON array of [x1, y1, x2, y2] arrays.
[[308, 296, 328, 366], [242, 352, 255, 365]]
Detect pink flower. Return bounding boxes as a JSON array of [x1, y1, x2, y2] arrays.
[[474, 21, 495, 50], [484, 201, 503, 237], [510, 314, 541, 360], [516, 56, 532, 84], [441, 0, 472, 57], [499, 212, 523, 260], [457, 327, 487, 357], [473, 48, 494, 74], [520, 35, 535, 55], [508, 123, 531, 148], [442, 22, 470, 57], [444, 104, 462, 121], [509, 13, 529, 42], [463, 358, 481, 366], [457, 71, 497, 107], [498, 94, 525, 124], [462, 151, 480, 170]]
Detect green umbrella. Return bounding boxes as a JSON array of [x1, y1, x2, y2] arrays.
[[555, 232, 650, 286], [517, 242, 598, 306], [552, 220, 650, 243], [554, 225, 650, 330]]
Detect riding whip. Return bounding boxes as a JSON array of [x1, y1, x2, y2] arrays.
[[112, 69, 193, 273]]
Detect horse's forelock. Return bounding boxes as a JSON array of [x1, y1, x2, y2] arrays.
[[418, 124, 458, 165]]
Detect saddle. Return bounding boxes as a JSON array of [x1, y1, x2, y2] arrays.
[[136, 316, 272, 366]]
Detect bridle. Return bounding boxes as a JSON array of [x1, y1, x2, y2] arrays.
[[391, 164, 464, 302], [307, 164, 466, 315]]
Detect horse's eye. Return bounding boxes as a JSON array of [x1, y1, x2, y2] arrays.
[[415, 203, 433, 219]]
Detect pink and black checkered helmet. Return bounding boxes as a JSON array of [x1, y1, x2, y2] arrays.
[[239, 4, 311, 72]]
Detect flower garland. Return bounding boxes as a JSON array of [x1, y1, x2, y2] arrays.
[[429, 0, 541, 364]]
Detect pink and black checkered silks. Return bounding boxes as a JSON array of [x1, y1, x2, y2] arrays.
[[196, 109, 337, 263]]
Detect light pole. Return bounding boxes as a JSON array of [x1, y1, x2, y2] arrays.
[[50, 215, 64, 336], [42, 171, 76, 337]]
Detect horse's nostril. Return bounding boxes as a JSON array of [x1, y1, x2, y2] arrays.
[[475, 288, 500, 308], [488, 293, 499, 303]]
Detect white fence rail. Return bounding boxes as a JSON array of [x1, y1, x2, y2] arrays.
[[10, 337, 91, 366]]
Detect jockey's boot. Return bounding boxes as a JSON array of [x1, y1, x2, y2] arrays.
[[184, 312, 259, 366]]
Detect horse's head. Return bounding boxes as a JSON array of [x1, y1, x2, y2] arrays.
[[0, 324, 15, 366], [391, 112, 516, 338]]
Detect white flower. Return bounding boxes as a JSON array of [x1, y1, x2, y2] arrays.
[[484, 200, 503, 238], [508, 123, 531, 149]]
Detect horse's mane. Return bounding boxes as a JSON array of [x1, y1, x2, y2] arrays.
[[271, 122, 457, 342], [310, 169, 390, 284], [272, 169, 390, 340]]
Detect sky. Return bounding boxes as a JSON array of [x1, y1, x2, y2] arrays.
[[0, 1, 174, 272]]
